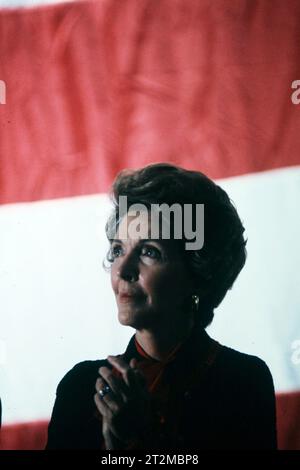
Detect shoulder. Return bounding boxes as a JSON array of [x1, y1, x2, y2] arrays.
[[205, 341, 277, 449], [218, 343, 269, 368], [47, 360, 108, 449], [215, 342, 275, 388], [56, 359, 109, 396]]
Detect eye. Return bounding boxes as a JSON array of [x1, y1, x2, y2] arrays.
[[140, 244, 162, 260], [110, 243, 124, 259]]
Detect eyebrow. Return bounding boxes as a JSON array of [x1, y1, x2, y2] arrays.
[[111, 238, 181, 255], [111, 238, 164, 245]]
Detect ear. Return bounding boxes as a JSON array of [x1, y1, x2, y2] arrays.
[[188, 280, 210, 301]]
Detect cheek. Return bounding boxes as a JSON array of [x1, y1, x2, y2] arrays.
[[143, 265, 190, 300], [110, 264, 118, 293]]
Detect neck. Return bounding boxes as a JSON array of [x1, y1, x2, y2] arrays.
[[135, 315, 195, 362]]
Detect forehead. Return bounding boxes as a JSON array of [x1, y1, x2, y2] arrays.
[[114, 210, 183, 256]]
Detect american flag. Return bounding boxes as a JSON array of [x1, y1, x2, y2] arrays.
[[0, 0, 299, 450]]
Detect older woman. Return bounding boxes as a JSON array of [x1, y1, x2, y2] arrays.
[[46, 163, 277, 450]]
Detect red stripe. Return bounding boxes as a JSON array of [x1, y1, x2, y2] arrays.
[[276, 390, 300, 450], [0, 392, 299, 449], [0, 420, 48, 450], [1, 1, 300, 204]]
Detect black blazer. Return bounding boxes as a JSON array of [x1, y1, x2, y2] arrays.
[[46, 328, 277, 450]]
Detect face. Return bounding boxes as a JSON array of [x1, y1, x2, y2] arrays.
[[110, 210, 195, 331]]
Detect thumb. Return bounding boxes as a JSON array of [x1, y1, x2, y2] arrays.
[[129, 358, 138, 369]]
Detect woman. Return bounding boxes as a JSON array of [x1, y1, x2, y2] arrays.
[[46, 163, 277, 450]]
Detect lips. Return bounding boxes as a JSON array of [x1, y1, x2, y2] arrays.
[[118, 291, 145, 302]]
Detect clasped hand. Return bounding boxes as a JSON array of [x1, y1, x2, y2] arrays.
[[94, 355, 152, 449]]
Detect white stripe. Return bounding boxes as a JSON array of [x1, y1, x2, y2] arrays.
[[0, 0, 75, 8], [0, 166, 299, 423]]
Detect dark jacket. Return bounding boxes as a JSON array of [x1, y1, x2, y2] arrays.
[[46, 327, 277, 450]]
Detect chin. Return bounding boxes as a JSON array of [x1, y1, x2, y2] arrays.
[[118, 310, 138, 327], [117, 309, 149, 329]]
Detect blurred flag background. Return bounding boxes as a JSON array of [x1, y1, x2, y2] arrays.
[[0, 0, 300, 450]]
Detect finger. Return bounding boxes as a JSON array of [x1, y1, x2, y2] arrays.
[[130, 358, 138, 369], [96, 373, 127, 405], [129, 359, 147, 390], [95, 376, 109, 394], [95, 377, 124, 413], [106, 355, 136, 388], [94, 392, 113, 420], [94, 382, 122, 416], [107, 356, 148, 399], [98, 367, 129, 401]]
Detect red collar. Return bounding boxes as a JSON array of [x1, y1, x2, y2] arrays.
[[134, 335, 186, 365]]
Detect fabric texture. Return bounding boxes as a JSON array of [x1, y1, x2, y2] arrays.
[[45, 326, 277, 450], [1, 0, 299, 450], [1, 0, 300, 205]]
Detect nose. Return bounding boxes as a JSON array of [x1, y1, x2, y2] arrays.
[[117, 252, 139, 283]]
